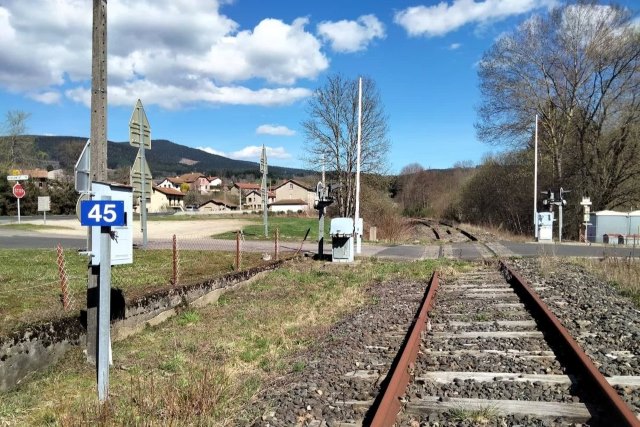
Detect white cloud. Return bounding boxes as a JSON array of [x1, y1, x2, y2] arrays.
[[394, 0, 556, 37], [449, 42, 462, 50], [256, 124, 295, 136], [65, 78, 312, 109], [231, 145, 292, 160], [197, 145, 292, 161], [28, 91, 62, 104], [197, 146, 227, 156], [0, 1, 325, 108], [317, 14, 385, 53]]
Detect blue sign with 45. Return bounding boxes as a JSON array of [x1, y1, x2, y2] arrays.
[[80, 200, 126, 226]]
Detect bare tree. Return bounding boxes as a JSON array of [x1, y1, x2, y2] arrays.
[[476, 2, 640, 210], [302, 74, 390, 217], [0, 110, 34, 170]]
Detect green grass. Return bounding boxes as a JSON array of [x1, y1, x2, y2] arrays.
[[143, 213, 249, 222], [0, 223, 73, 231], [213, 215, 329, 242], [0, 248, 266, 336], [0, 258, 455, 425]]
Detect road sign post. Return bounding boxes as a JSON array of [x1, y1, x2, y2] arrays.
[[38, 196, 51, 225], [260, 145, 268, 237], [130, 99, 151, 248], [12, 182, 25, 224], [80, 196, 124, 403]]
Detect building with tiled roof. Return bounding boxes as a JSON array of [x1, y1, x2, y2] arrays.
[[273, 179, 315, 210]]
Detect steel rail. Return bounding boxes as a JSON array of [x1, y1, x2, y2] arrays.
[[370, 271, 440, 427], [500, 260, 640, 426]]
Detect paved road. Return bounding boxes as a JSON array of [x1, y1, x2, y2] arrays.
[[3, 227, 639, 260]]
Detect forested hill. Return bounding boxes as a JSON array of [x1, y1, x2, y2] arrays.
[[33, 135, 309, 178]]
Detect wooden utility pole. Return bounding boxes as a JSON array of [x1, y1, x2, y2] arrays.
[[87, 0, 108, 365]]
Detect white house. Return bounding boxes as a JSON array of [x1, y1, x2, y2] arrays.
[[269, 199, 309, 213], [207, 176, 222, 190], [157, 177, 183, 191]]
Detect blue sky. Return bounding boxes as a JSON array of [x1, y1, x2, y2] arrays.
[[0, 0, 637, 173]]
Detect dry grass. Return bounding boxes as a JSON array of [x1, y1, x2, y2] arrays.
[[0, 258, 448, 426], [460, 222, 530, 242], [574, 257, 640, 307]]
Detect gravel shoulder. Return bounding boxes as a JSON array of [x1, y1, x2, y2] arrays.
[[15, 218, 252, 239]]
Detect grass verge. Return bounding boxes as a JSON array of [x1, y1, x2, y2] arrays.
[[0, 223, 73, 231], [0, 258, 461, 425], [0, 248, 264, 336], [573, 257, 640, 307], [213, 215, 329, 242]]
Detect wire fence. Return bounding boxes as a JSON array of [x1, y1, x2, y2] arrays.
[[0, 227, 310, 336]]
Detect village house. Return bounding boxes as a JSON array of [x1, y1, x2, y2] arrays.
[[135, 186, 185, 213], [199, 198, 238, 213], [179, 172, 210, 193], [232, 182, 261, 209], [206, 176, 222, 190], [22, 168, 50, 190], [269, 198, 309, 213], [244, 189, 276, 211], [273, 179, 316, 210], [157, 177, 184, 191]]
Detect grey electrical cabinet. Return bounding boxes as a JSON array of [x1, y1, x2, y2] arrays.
[[537, 212, 553, 242], [330, 218, 354, 263]]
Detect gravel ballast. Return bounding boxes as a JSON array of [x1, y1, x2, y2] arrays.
[[240, 277, 431, 426]]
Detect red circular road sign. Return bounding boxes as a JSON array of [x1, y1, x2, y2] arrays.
[[12, 183, 25, 199]]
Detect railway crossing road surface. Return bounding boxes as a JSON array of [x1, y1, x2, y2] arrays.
[[3, 226, 640, 260]]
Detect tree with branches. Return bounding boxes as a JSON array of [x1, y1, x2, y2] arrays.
[[302, 74, 390, 217], [0, 110, 36, 171], [476, 2, 640, 210]]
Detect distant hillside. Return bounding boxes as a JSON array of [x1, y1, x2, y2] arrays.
[[33, 135, 310, 179]]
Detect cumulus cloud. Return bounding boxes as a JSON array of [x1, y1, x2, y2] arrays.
[[449, 42, 462, 50], [231, 146, 292, 160], [28, 91, 62, 104], [256, 124, 295, 136], [66, 81, 312, 109], [197, 145, 292, 160], [197, 146, 227, 156], [394, 0, 556, 37], [317, 14, 385, 53], [0, 0, 326, 108]]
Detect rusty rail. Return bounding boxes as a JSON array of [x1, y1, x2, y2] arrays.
[[500, 260, 640, 427], [370, 271, 440, 427]]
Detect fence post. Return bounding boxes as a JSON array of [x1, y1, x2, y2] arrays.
[[236, 230, 241, 271], [56, 243, 70, 311], [171, 234, 179, 286], [274, 227, 279, 260]]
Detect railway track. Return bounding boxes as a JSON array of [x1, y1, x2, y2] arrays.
[[410, 219, 476, 244], [370, 261, 640, 426]]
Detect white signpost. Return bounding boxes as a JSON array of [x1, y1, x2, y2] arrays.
[[38, 196, 51, 225], [260, 144, 268, 237]]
